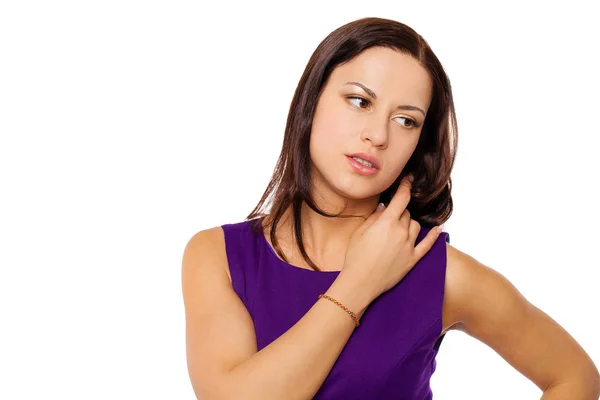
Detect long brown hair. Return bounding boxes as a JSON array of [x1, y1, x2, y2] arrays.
[[246, 17, 458, 272]]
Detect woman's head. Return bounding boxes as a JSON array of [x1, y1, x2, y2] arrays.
[[248, 17, 457, 269], [309, 46, 433, 212]]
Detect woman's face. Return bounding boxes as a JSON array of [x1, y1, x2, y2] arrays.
[[309, 46, 433, 210]]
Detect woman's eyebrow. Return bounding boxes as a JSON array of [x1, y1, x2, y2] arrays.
[[344, 81, 426, 117]]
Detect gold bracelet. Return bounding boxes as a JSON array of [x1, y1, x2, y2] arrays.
[[318, 294, 360, 327]]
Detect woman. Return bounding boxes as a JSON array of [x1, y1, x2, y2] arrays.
[[181, 17, 600, 399]]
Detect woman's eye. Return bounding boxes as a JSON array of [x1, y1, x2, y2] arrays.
[[395, 116, 418, 129], [348, 96, 419, 129], [347, 96, 371, 109]]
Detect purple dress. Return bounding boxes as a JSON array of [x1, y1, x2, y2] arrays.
[[221, 217, 451, 399]]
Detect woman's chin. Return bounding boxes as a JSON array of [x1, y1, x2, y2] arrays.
[[331, 184, 383, 202]]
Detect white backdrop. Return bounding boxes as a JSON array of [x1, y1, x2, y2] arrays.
[[1, 1, 598, 399]]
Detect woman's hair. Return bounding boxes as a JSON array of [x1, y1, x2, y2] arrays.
[[247, 17, 458, 271]]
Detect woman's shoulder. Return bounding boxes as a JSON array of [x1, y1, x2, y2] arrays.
[[442, 241, 522, 334], [182, 225, 231, 283], [189, 217, 259, 246], [184, 217, 264, 284], [186, 224, 226, 247]]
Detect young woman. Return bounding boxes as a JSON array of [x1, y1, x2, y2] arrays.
[[181, 17, 600, 399]]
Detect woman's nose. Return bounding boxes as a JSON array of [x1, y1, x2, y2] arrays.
[[360, 122, 389, 148]]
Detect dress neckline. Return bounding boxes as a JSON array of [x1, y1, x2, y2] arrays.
[[253, 218, 341, 275]]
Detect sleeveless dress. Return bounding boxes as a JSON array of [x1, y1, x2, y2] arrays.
[[221, 216, 451, 399]]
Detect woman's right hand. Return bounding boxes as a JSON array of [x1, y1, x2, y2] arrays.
[[341, 175, 442, 300]]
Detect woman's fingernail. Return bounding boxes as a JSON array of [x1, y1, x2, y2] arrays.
[[376, 203, 385, 211]]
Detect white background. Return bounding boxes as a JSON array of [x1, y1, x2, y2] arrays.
[[1, 1, 598, 399]]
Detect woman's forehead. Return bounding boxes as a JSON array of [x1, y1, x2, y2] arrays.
[[328, 48, 432, 110]]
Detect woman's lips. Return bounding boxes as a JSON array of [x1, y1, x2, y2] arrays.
[[346, 156, 379, 176]]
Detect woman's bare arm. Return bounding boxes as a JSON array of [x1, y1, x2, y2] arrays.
[[181, 226, 375, 400], [444, 243, 600, 398]]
